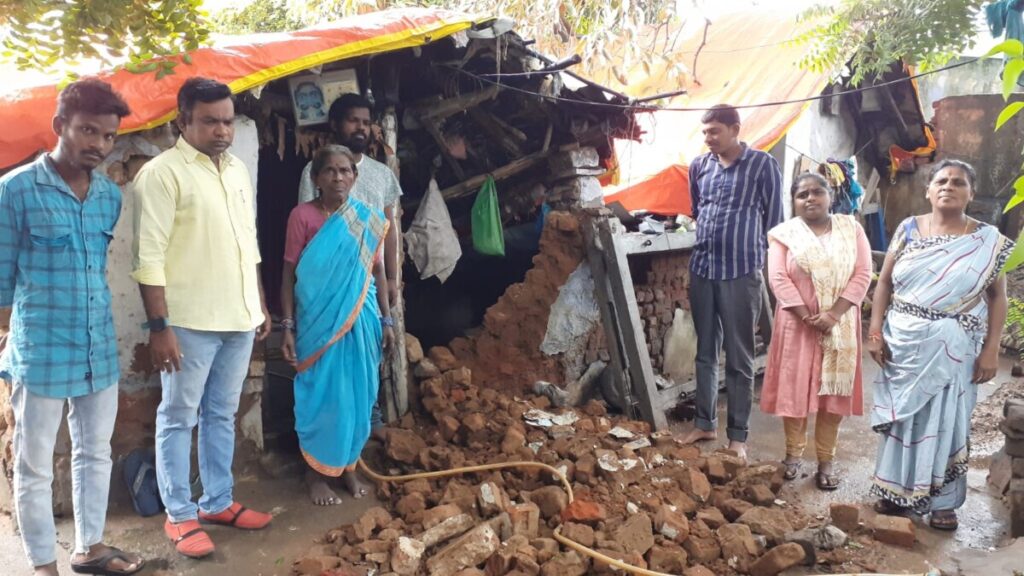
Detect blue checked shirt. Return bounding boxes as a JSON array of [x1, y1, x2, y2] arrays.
[[688, 144, 783, 280], [0, 155, 121, 398]]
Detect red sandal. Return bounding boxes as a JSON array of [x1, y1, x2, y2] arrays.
[[164, 519, 215, 559], [198, 501, 272, 530]]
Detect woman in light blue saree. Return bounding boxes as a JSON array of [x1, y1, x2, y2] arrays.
[[868, 159, 1012, 530], [280, 145, 394, 506]]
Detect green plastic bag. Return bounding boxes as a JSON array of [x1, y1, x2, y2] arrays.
[[471, 176, 505, 256]]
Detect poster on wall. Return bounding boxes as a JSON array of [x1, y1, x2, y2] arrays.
[[288, 69, 360, 127]]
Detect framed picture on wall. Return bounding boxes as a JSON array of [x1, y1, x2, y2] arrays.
[[288, 69, 360, 127]]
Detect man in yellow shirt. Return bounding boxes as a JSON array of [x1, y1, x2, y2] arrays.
[[132, 77, 273, 559]]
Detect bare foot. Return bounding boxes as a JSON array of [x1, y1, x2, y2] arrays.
[[70, 543, 144, 574], [680, 426, 717, 445], [727, 440, 747, 462], [306, 470, 342, 506], [33, 563, 58, 576], [343, 470, 371, 499]]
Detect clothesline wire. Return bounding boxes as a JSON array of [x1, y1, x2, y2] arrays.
[[439, 57, 982, 112]]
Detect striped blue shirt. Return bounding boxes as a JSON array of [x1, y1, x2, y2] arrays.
[[688, 144, 783, 280], [0, 155, 121, 398]]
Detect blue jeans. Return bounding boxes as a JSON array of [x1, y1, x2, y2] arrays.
[[155, 327, 254, 522], [11, 381, 118, 567]]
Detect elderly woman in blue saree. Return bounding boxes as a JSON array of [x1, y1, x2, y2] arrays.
[[868, 159, 1012, 531], [280, 145, 394, 506]]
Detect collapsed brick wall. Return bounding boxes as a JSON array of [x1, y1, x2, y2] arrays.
[[630, 251, 691, 374], [449, 211, 586, 388]]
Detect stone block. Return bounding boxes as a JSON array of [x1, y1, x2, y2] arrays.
[[613, 513, 655, 556], [829, 502, 860, 532], [738, 507, 794, 545], [749, 542, 806, 576], [873, 514, 915, 548], [717, 523, 759, 572], [646, 544, 688, 573]]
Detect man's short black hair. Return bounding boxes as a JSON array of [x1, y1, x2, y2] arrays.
[[701, 104, 740, 126], [57, 79, 131, 121], [177, 77, 233, 123], [328, 93, 372, 124]]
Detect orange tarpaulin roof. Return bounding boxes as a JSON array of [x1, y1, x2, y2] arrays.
[[0, 8, 484, 169], [604, 9, 832, 215], [605, 164, 691, 216]]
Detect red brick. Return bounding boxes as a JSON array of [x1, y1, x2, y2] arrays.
[[750, 542, 806, 576], [439, 415, 461, 441], [829, 502, 861, 532], [683, 566, 716, 576], [873, 514, 915, 548], [738, 506, 794, 545], [560, 499, 607, 524], [705, 456, 729, 483]]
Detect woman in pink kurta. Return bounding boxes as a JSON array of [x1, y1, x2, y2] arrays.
[[760, 173, 872, 490]]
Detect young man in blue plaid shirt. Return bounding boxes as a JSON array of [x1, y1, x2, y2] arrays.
[[0, 80, 144, 576]]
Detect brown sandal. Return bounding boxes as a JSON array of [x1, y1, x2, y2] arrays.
[[929, 510, 958, 531], [816, 471, 840, 491], [782, 460, 801, 480]]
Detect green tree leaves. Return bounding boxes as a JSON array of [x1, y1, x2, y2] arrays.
[[0, 0, 210, 77], [794, 0, 984, 86]]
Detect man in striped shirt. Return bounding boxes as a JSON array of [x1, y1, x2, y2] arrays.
[[681, 104, 783, 461]]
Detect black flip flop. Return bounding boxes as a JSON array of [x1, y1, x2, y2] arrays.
[[70, 547, 145, 576]]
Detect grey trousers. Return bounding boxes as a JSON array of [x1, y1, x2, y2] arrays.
[[689, 270, 763, 442]]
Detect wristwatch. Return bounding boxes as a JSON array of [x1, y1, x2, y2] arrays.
[[142, 317, 169, 332]]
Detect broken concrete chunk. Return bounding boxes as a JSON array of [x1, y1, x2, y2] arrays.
[[418, 513, 475, 549], [426, 522, 500, 575], [391, 537, 425, 575]]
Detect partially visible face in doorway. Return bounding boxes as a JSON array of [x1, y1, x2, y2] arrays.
[[332, 106, 371, 154]]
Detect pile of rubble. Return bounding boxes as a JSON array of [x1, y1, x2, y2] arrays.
[[1002, 398, 1024, 537], [292, 340, 905, 576]]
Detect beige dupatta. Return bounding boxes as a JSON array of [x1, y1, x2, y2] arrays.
[[768, 214, 859, 396]]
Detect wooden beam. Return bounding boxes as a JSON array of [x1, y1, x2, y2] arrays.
[[381, 106, 409, 422], [581, 217, 631, 417], [880, 85, 912, 145], [440, 149, 551, 200], [419, 114, 466, 181], [408, 85, 500, 122], [595, 217, 668, 430], [468, 107, 523, 157]]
